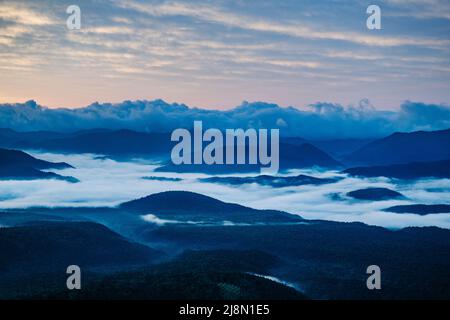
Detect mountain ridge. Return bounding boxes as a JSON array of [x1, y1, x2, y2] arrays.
[[0, 148, 77, 182], [344, 159, 450, 179], [345, 128, 450, 166], [119, 191, 304, 224]]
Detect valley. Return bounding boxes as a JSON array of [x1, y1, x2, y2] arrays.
[[1, 127, 449, 300]]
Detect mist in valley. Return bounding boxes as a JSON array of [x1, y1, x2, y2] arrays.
[[0, 151, 449, 230]]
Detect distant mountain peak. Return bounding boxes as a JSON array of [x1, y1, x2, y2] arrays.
[[119, 191, 303, 224], [345, 128, 450, 166], [119, 191, 230, 213], [0, 148, 77, 182]]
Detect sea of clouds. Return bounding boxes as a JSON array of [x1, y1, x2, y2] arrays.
[[1, 99, 450, 139], [0, 152, 449, 229]]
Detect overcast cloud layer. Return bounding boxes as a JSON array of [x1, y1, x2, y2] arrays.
[[0, 99, 449, 139], [0, 0, 449, 108]]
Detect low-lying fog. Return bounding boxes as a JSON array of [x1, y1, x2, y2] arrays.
[[1, 152, 449, 229]]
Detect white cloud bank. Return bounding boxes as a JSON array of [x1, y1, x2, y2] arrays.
[[1, 99, 449, 139]]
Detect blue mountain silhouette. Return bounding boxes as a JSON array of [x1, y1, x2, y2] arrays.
[[345, 129, 450, 166]]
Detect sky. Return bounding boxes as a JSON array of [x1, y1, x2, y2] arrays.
[[0, 0, 450, 109]]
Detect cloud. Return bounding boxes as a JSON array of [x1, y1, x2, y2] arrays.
[[398, 101, 450, 130], [1, 0, 449, 109], [0, 99, 449, 139], [0, 0, 449, 109], [0, 3, 56, 26], [118, 0, 450, 48], [0, 152, 449, 229], [385, 0, 450, 20], [141, 214, 183, 225]]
